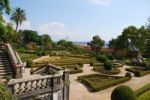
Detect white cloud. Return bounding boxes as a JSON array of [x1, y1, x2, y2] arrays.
[[86, 0, 111, 6], [19, 20, 32, 30], [38, 21, 69, 38]]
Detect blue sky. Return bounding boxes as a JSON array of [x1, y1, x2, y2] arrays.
[[8, 0, 150, 42]]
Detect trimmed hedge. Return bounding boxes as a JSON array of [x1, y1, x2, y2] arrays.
[[126, 68, 150, 77], [78, 74, 131, 92], [135, 83, 150, 97], [69, 69, 83, 74], [111, 85, 137, 100], [100, 69, 121, 75], [26, 60, 34, 68], [138, 90, 150, 100], [134, 70, 150, 77]]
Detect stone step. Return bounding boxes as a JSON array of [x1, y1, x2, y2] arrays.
[[0, 57, 9, 60], [0, 69, 12, 73], [0, 71, 13, 75], [0, 60, 9, 62], [0, 64, 11, 67], [0, 62, 10, 64], [0, 67, 12, 70]]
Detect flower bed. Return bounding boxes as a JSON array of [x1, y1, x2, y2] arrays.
[[78, 74, 131, 92]]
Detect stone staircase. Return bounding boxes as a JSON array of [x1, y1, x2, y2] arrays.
[[0, 50, 13, 79]]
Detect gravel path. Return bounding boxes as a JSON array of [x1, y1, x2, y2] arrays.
[[70, 64, 150, 100]]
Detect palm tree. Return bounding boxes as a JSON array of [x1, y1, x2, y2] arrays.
[[10, 7, 26, 31]]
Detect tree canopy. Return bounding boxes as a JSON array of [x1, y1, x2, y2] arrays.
[[10, 7, 26, 31], [0, 0, 11, 14], [109, 26, 149, 53], [88, 35, 104, 53]]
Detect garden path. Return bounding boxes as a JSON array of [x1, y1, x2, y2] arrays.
[[70, 64, 150, 100]]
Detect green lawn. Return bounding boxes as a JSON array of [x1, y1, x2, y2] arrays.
[[19, 52, 39, 62], [40, 56, 99, 66]]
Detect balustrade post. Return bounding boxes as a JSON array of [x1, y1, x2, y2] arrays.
[[15, 65, 22, 78], [62, 71, 70, 100], [50, 76, 54, 100]]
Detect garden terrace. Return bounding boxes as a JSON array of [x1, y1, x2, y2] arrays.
[[33, 55, 99, 74], [125, 68, 150, 77], [78, 74, 131, 92], [38, 56, 98, 66]]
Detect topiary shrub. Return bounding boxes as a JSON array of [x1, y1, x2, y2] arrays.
[[125, 60, 132, 65], [96, 55, 108, 63], [78, 63, 83, 67], [111, 85, 137, 100], [90, 62, 94, 66], [107, 54, 115, 60], [104, 60, 113, 70], [26, 60, 34, 68]]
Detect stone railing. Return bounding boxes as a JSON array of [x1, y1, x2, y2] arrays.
[[31, 63, 63, 75], [8, 75, 63, 99], [0, 43, 23, 78]]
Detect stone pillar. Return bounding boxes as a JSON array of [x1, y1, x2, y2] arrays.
[[62, 71, 70, 100], [15, 65, 22, 78]]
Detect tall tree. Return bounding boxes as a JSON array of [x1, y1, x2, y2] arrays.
[[0, 0, 11, 14], [88, 35, 104, 53], [10, 7, 26, 31], [20, 30, 39, 44]]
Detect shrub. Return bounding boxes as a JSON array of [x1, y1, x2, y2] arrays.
[[74, 66, 79, 70], [69, 69, 83, 74], [107, 54, 115, 60], [111, 85, 137, 100], [125, 60, 132, 65], [0, 84, 14, 100], [78, 63, 83, 67], [104, 60, 113, 70], [5, 75, 12, 82], [125, 72, 132, 77], [96, 55, 108, 63], [138, 62, 146, 67], [134, 70, 150, 77], [90, 62, 94, 66], [26, 60, 34, 68]]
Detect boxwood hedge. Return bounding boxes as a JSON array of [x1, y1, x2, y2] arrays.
[[78, 74, 131, 92]]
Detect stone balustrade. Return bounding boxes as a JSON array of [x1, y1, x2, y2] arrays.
[[8, 75, 63, 99], [31, 63, 63, 75]]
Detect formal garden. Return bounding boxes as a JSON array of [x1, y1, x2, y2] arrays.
[[0, 0, 150, 100]]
